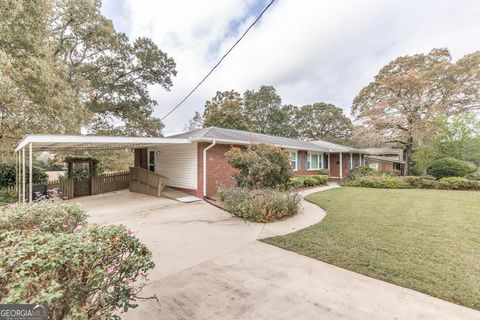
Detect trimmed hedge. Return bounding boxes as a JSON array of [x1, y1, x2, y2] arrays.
[[427, 158, 472, 179], [341, 176, 410, 189], [217, 187, 301, 223], [342, 175, 480, 190], [438, 177, 480, 190], [288, 175, 328, 189]]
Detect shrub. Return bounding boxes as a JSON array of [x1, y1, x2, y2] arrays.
[[0, 226, 154, 319], [287, 175, 328, 189], [225, 144, 293, 189], [438, 177, 480, 190], [427, 158, 471, 179], [318, 169, 330, 176], [310, 175, 329, 185], [0, 202, 88, 233], [347, 166, 377, 180], [217, 187, 301, 223], [465, 172, 480, 181], [0, 162, 48, 188], [302, 176, 318, 187], [402, 176, 439, 189], [287, 177, 304, 189], [0, 188, 17, 205], [341, 176, 409, 189]]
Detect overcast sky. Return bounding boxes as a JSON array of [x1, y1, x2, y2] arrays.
[[101, 0, 480, 135]]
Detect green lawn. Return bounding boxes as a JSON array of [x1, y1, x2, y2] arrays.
[[262, 187, 480, 310]]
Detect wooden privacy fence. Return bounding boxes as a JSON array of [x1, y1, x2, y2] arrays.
[[129, 167, 169, 197], [91, 171, 130, 195], [24, 171, 130, 200]]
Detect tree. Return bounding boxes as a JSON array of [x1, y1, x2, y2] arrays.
[[201, 90, 251, 130], [243, 85, 295, 136], [50, 0, 176, 136], [412, 112, 480, 172], [225, 143, 293, 189], [352, 48, 480, 175], [0, 1, 84, 154], [294, 103, 352, 143], [0, 0, 177, 157]]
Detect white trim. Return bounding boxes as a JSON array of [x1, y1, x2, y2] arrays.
[[288, 150, 299, 172], [339, 153, 343, 179], [349, 152, 353, 170], [15, 135, 191, 152], [190, 137, 329, 153]]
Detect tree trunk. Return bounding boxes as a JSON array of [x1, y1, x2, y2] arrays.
[[404, 136, 414, 176]]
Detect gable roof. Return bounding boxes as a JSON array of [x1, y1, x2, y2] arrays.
[[167, 127, 360, 153]]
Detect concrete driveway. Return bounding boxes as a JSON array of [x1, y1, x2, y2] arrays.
[[77, 187, 480, 320]]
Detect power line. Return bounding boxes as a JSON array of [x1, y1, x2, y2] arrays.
[[160, 0, 276, 121]]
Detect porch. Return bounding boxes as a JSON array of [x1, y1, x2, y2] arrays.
[[14, 134, 193, 202]]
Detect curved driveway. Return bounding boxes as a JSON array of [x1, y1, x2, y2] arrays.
[[78, 185, 480, 320]]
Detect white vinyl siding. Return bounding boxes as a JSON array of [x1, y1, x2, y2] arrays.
[[150, 143, 197, 189]]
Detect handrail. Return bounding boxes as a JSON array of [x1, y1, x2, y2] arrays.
[[129, 167, 169, 197]]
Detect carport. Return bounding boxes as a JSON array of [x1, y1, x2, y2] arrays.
[[14, 134, 190, 202]]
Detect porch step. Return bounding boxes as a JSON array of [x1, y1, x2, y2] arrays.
[[161, 187, 202, 203]]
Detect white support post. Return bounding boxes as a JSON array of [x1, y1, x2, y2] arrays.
[[350, 152, 353, 170], [328, 153, 331, 172], [29, 142, 33, 202], [339, 153, 343, 179], [22, 147, 25, 202]]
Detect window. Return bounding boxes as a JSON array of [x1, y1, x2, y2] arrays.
[[148, 150, 155, 172], [369, 162, 379, 171], [289, 151, 298, 171], [307, 153, 321, 170]]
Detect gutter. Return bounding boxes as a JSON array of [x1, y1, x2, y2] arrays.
[[202, 140, 216, 197]]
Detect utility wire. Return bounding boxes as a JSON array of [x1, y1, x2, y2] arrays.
[[160, 0, 276, 121]]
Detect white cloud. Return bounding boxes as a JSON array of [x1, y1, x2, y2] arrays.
[[103, 0, 480, 135]]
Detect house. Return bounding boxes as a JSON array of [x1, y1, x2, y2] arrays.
[[14, 127, 365, 200], [136, 127, 364, 197], [361, 148, 405, 174]]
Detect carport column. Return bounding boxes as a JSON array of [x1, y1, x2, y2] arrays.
[[339, 152, 343, 179], [350, 152, 353, 170], [22, 147, 25, 202], [29, 142, 33, 202]]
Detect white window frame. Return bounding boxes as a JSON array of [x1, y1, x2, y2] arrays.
[[369, 162, 379, 171], [307, 152, 322, 171], [289, 151, 298, 171]]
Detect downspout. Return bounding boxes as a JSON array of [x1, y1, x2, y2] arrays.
[[203, 140, 216, 198]]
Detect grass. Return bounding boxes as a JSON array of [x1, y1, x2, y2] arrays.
[[262, 187, 480, 310]]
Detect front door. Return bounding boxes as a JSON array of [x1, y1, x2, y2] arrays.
[[148, 150, 156, 172]]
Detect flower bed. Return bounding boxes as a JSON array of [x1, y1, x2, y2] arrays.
[[217, 187, 302, 223]]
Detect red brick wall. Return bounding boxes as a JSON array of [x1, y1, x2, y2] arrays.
[[198, 144, 329, 197], [197, 143, 239, 198]]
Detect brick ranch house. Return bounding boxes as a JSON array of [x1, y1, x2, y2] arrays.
[[14, 127, 365, 201], [134, 127, 365, 198]]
